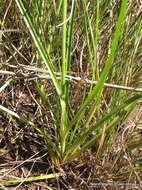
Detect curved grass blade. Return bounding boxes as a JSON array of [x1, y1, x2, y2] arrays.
[[65, 93, 142, 161], [69, 0, 128, 129], [0, 104, 57, 150], [15, 0, 62, 97]]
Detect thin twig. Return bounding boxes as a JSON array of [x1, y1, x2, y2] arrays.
[[0, 29, 23, 33], [0, 78, 12, 93], [0, 70, 142, 92]]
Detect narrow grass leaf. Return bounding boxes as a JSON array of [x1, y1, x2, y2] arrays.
[[65, 93, 142, 161], [15, 0, 62, 97], [0, 173, 61, 184], [70, 0, 128, 129], [0, 105, 57, 150], [60, 0, 68, 155], [34, 81, 57, 125]]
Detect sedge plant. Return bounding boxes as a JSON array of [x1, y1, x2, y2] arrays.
[[0, 0, 142, 172]]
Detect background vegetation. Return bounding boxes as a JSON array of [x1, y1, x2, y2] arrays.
[[0, 0, 142, 189]]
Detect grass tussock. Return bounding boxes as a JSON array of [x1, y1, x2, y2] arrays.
[[0, 0, 142, 189]]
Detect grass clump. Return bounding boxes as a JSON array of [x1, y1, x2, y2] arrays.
[[0, 0, 142, 187]]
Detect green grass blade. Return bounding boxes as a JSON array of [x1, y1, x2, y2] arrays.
[[117, 166, 142, 176], [94, 0, 99, 80], [61, 0, 67, 88], [66, 0, 76, 72], [68, 117, 119, 161], [15, 0, 62, 97], [81, 0, 93, 75], [34, 81, 57, 126], [0, 173, 61, 184], [59, 0, 68, 155], [69, 0, 128, 129], [0, 104, 56, 149], [65, 93, 142, 161]]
